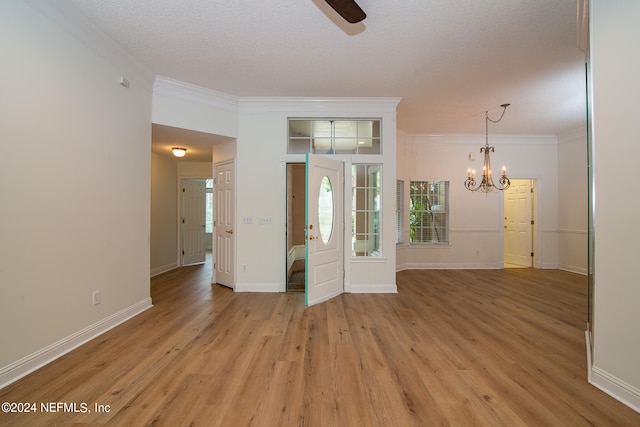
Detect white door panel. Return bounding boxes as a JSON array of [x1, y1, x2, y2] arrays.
[[182, 179, 206, 266], [215, 162, 235, 288], [306, 154, 344, 306], [504, 179, 533, 267]]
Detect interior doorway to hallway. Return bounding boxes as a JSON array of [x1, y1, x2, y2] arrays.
[[286, 163, 306, 291], [180, 178, 214, 267]]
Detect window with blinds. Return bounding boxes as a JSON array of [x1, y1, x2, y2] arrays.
[[409, 181, 449, 244]]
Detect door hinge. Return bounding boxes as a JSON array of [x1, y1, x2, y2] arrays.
[[182, 188, 185, 192], [531, 220, 534, 225], [531, 252, 534, 257], [182, 250, 185, 255]]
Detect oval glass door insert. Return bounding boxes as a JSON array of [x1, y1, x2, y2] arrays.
[[318, 176, 334, 244]]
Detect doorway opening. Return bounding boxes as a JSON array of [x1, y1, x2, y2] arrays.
[[503, 178, 536, 268], [180, 178, 213, 266], [286, 163, 306, 291]]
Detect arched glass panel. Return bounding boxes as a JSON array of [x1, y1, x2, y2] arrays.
[[318, 176, 334, 244]]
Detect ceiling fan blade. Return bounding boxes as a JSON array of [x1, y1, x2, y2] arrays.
[[324, 0, 366, 23]]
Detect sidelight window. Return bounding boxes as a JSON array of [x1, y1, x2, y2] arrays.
[[352, 164, 381, 256]]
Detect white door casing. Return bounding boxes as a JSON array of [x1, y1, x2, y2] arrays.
[[306, 153, 344, 306], [182, 179, 206, 266], [215, 162, 235, 288], [504, 179, 534, 267]]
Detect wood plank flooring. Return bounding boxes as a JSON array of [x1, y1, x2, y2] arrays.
[[2, 262, 639, 426]]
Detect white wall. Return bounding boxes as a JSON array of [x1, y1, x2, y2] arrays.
[[0, 1, 153, 386], [397, 133, 559, 270], [235, 98, 400, 293], [590, 0, 640, 410], [557, 128, 588, 274], [150, 153, 178, 276]]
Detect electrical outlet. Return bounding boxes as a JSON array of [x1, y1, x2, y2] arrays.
[[92, 290, 101, 306]]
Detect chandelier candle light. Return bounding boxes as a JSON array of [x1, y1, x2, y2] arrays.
[[464, 103, 511, 193]]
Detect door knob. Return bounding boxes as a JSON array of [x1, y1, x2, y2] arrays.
[[226, 229, 233, 234]]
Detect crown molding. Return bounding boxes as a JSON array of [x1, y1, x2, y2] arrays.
[[238, 96, 402, 115], [25, 0, 155, 91], [153, 76, 240, 112]]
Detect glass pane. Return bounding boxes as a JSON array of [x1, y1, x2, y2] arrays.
[[333, 120, 355, 138], [289, 120, 310, 137], [334, 137, 358, 154], [318, 176, 334, 244], [289, 138, 310, 154], [312, 137, 332, 154], [357, 139, 381, 154]]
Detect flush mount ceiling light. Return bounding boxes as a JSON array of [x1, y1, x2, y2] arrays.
[[172, 147, 187, 158], [464, 104, 511, 193]]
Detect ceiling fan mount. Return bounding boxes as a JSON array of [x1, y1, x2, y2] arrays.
[[324, 0, 366, 23]]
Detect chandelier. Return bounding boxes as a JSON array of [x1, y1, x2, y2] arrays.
[[464, 103, 511, 193]]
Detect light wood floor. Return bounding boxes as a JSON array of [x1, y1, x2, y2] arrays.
[[2, 262, 639, 426]]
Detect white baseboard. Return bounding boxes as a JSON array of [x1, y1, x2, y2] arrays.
[[590, 365, 640, 414], [558, 264, 588, 275], [0, 298, 153, 390], [150, 261, 178, 277], [396, 262, 503, 271], [287, 245, 305, 272]]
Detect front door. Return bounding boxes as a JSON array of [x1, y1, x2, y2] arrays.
[[182, 179, 206, 266], [504, 179, 534, 267], [215, 161, 235, 288], [305, 153, 344, 306]]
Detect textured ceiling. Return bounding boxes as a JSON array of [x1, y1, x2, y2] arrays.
[[66, 0, 586, 158]]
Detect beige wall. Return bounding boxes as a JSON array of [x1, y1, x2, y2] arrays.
[[557, 128, 588, 274], [0, 0, 152, 385], [150, 153, 178, 276], [590, 0, 640, 409]]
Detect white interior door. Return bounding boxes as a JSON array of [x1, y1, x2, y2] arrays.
[[182, 179, 206, 266], [504, 179, 533, 267], [215, 162, 235, 288], [306, 153, 344, 306]]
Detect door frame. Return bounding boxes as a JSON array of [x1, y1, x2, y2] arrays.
[[283, 155, 351, 296]]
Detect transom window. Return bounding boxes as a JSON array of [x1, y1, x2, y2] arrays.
[[288, 119, 381, 155]]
